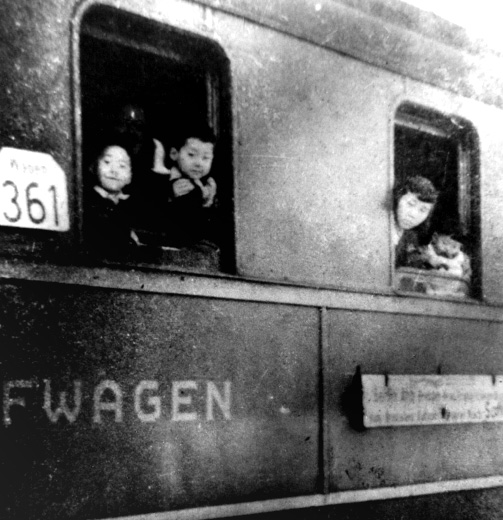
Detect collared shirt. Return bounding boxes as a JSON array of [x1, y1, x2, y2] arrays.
[[94, 185, 130, 205], [391, 218, 403, 248]]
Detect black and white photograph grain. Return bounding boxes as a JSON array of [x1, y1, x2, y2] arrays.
[[1, 0, 503, 519]]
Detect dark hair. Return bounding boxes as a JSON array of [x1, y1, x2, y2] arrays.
[[393, 175, 439, 243], [88, 137, 133, 182], [170, 122, 217, 151], [393, 175, 438, 211]]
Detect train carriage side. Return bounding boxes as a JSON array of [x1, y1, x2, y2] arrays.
[[1, 0, 503, 519]]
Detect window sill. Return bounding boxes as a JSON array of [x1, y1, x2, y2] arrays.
[[395, 267, 472, 300]]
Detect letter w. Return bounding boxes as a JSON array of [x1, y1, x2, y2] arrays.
[[43, 379, 82, 423]]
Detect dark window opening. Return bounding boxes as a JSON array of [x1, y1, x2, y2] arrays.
[[394, 103, 480, 299], [79, 5, 234, 273]]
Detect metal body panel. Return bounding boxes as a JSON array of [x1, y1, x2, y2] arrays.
[[228, 20, 400, 287], [327, 308, 503, 490], [0, 0, 73, 190], [198, 0, 503, 108], [1, 282, 319, 518], [1, 0, 502, 297], [1, 0, 503, 519]]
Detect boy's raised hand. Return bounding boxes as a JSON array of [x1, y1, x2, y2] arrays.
[[172, 178, 195, 197], [201, 177, 217, 207]]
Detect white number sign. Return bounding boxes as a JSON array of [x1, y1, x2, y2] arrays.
[[0, 147, 69, 231]]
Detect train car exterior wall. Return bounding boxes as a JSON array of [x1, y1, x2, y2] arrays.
[[1, 0, 503, 519]]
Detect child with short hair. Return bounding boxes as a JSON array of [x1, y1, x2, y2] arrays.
[[86, 142, 136, 255], [163, 124, 218, 248], [392, 175, 438, 267], [169, 124, 217, 204]]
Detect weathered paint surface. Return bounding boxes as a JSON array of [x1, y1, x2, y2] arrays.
[[1, 1, 503, 519], [328, 309, 503, 491], [1, 0, 503, 295], [0, 283, 319, 518]]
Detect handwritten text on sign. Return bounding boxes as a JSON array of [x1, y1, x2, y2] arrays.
[[362, 375, 503, 427], [0, 147, 69, 231]]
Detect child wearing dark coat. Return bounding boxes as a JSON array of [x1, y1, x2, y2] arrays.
[[133, 124, 218, 250], [85, 143, 135, 256], [165, 124, 217, 247]]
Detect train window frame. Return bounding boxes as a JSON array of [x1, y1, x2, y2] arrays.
[[392, 102, 481, 300], [74, 4, 235, 274]]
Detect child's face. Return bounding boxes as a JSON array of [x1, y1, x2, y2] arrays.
[[395, 192, 433, 230], [97, 146, 132, 194], [170, 138, 214, 181]]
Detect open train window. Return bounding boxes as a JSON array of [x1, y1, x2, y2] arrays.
[[79, 5, 233, 273], [393, 103, 480, 299]]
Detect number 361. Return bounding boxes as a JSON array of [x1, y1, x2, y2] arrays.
[[3, 180, 60, 226]]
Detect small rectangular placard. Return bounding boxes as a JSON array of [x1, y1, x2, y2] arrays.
[[362, 375, 503, 427], [0, 147, 69, 231]]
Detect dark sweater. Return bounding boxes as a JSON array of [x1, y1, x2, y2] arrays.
[[166, 176, 217, 247], [85, 188, 133, 256]]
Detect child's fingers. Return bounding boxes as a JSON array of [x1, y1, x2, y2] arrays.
[[173, 179, 194, 196]]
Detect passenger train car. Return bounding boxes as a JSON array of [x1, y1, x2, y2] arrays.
[[2, 0, 503, 518]]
